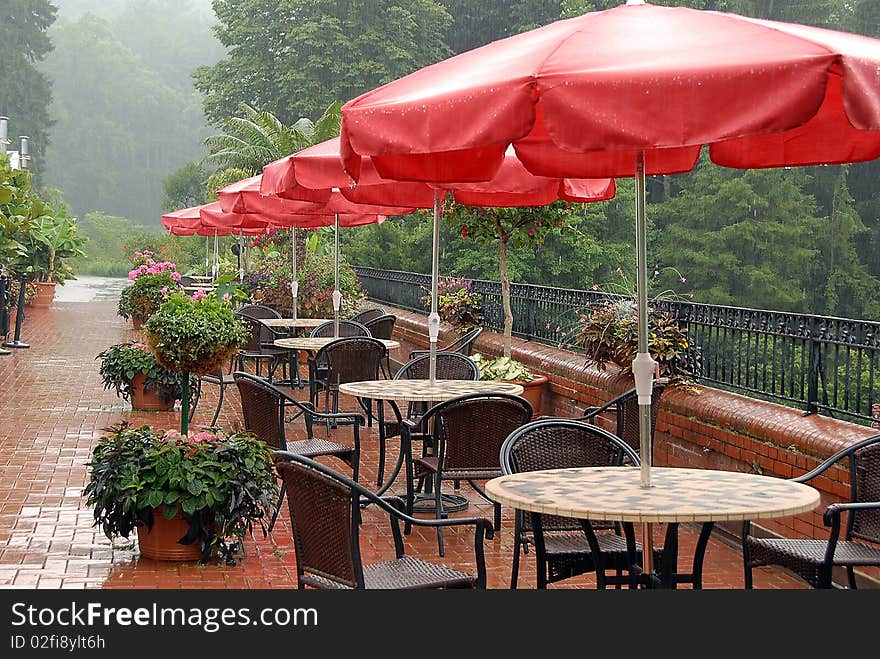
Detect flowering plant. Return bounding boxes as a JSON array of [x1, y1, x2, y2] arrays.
[[84, 422, 278, 564], [118, 254, 182, 321], [96, 341, 195, 404], [421, 276, 484, 334]]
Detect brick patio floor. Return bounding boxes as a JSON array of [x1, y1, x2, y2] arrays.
[[0, 290, 808, 589]]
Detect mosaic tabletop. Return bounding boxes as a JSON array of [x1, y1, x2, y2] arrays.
[[260, 317, 329, 328], [274, 337, 400, 351], [485, 466, 820, 523], [338, 379, 524, 402]]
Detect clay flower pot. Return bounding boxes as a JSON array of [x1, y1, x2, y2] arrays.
[[510, 373, 549, 416], [30, 281, 57, 308], [136, 508, 202, 561], [129, 373, 176, 411]]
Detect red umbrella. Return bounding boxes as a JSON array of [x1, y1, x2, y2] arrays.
[[339, 0, 880, 487], [262, 136, 615, 374]]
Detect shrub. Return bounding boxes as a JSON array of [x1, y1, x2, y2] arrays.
[[96, 342, 194, 403]]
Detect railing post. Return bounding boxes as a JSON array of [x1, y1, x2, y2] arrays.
[[804, 318, 820, 416]]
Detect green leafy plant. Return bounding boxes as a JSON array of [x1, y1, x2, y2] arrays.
[[118, 272, 178, 321], [96, 342, 195, 403], [422, 276, 484, 334], [471, 353, 535, 383], [7, 278, 38, 307], [84, 422, 279, 565]]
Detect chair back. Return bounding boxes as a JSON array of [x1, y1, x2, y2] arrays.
[[237, 306, 281, 345], [178, 275, 196, 288], [363, 314, 396, 340], [395, 352, 479, 381], [501, 419, 639, 532], [852, 439, 880, 544], [317, 337, 386, 386], [274, 454, 364, 588], [237, 315, 270, 352], [350, 307, 386, 324], [233, 372, 286, 450], [444, 326, 483, 356], [586, 380, 668, 454], [427, 393, 532, 475], [310, 320, 371, 338]]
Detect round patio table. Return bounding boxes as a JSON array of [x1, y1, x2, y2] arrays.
[[339, 379, 524, 509], [260, 317, 330, 329], [274, 337, 400, 351], [485, 466, 820, 588]]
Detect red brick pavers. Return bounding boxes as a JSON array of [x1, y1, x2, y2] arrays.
[[0, 296, 807, 589]]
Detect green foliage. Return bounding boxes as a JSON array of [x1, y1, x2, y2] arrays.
[[96, 341, 195, 403], [162, 161, 209, 212], [144, 291, 248, 376], [6, 278, 38, 307], [17, 213, 88, 283], [471, 353, 534, 383], [118, 272, 178, 320], [194, 0, 452, 126], [84, 422, 278, 565], [422, 276, 483, 334]]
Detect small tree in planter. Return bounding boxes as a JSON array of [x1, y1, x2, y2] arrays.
[[144, 290, 248, 434]]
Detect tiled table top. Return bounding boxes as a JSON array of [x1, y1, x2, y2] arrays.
[[339, 379, 524, 402], [260, 318, 329, 328], [274, 337, 400, 350], [485, 466, 820, 523]]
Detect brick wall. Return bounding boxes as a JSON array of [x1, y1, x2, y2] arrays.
[[387, 305, 877, 552]]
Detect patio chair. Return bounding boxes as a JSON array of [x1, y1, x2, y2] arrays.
[[501, 418, 658, 589], [234, 371, 362, 533], [177, 275, 196, 288], [273, 451, 491, 589], [308, 336, 387, 418], [362, 313, 396, 377], [373, 352, 480, 488], [742, 433, 880, 589], [575, 378, 669, 458], [408, 326, 483, 360], [235, 315, 290, 382], [403, 392, 533, 555], [188, 356, 237, 428], [350, 306, 386, 325]]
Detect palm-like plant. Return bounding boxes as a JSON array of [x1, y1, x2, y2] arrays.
[[203, 101, 342, 175]]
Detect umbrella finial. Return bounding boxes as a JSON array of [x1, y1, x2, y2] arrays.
[[626, 0, 646, 5]]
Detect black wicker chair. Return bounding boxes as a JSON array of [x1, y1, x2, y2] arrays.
[[188, 356, 236, 427], [350, 307, 386, 325], [408, 326, 483, 360], [743, 433, 880, 589], [403, 392, 533, 555], [363, 314, 396, 377], [234, 372, 362, 532], [575, 378, 669, 458], [500, 418, 661, 589], [273, 451, 491, 589], [373, 352, 480, 488], [235, 312, 290, 382], [308, 337, 387, 418]]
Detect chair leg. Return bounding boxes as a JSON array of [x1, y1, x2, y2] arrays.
[[847, 567, 857, 589], [510, 535, 522, 589], [267, 482, 286, 533], [434, 472, 444, 557], [210, 382, 225, 427]]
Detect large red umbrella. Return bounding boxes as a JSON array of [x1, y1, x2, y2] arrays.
[[262, 136, 615, 376], [340, 0, 880, 487]]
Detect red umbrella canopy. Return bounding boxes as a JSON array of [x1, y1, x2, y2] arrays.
[[162, 203, 270, 236], [340, 0, 880, 182], [218, 174, 414, 217], [262, 137, 616, 207]]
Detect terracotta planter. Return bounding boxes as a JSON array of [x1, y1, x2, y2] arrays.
[[508, 373, 549, 416], [137, 509, 202, 561], [29, 281, 56, 308], [130, 372, 176, 411]]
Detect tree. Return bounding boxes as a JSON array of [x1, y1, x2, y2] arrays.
[[162, 162, 209, 212], [0, 0, 57, 174], [194, 0, 452, 126]]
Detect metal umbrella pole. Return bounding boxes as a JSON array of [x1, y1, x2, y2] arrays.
[[290, 228, 298, 319], [205, 236, 210, 277], [332, 214, 342, 338], [212, 231, 219, 280], [427, 190, 442, 383]]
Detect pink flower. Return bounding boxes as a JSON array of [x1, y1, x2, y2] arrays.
[[592, 284, 600, 290], [460, 224, 468, 238], [171, 272, 182, 281], [222, 293, 232, 301], [127, 271, 137, 280], [680, 276, 687, 283], [528, 229, 535, 236], [556, 220, 564, 227], [160, 287, 168, 295], [534, 220, 542, 227], [191, 290, 206, 301]]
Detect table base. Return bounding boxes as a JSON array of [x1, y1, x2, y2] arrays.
[[409, 492, 469, 514]]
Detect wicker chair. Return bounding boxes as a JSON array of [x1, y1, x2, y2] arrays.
[[363, 314, 396, 377], [188, 357, 236, 427], [575, 378, 669, 458], [373, 352, 480, 488], [308, 337, 387, 417], [350, 307, 386, 325], [403, 392, 533, 555], [743, 433, 880, 589], [273, 451, 492, 589], [234, 372, 362, 532], [235, 312, 290, 382], [408, 326, 483, 360], [500, 418, 661, 589]]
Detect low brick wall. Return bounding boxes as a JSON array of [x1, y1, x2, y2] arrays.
[[387, 304, 878, 583]]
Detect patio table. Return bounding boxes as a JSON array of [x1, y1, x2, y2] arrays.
[[339, 379, 525, 508], [485, 466, 820, 588], [260, 317, 330, 329]]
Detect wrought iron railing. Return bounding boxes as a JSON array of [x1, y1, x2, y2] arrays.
[[354, 266, 880, 425]]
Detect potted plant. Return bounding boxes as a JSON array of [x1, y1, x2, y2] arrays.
[[471, 352, 549, 415], [144, 289, 248, 434], [84, 422, 278, 564], [19, 214, 87, 306], [96, 342, 195, 411], [118, 253, 181, 328], [422, 276, 484, 335]]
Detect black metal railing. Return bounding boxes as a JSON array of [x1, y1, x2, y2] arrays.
[[354, 266, 880, 425]]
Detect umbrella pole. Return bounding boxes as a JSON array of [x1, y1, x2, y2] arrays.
[[213, 231, 219, 280], [633, 150, 658, 585], [237, 233, 244, 281], [428, 190, 442, 383], [205, 236, 210, 278], [290, 228, 298, 319], [332, 214, 342, 338]]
